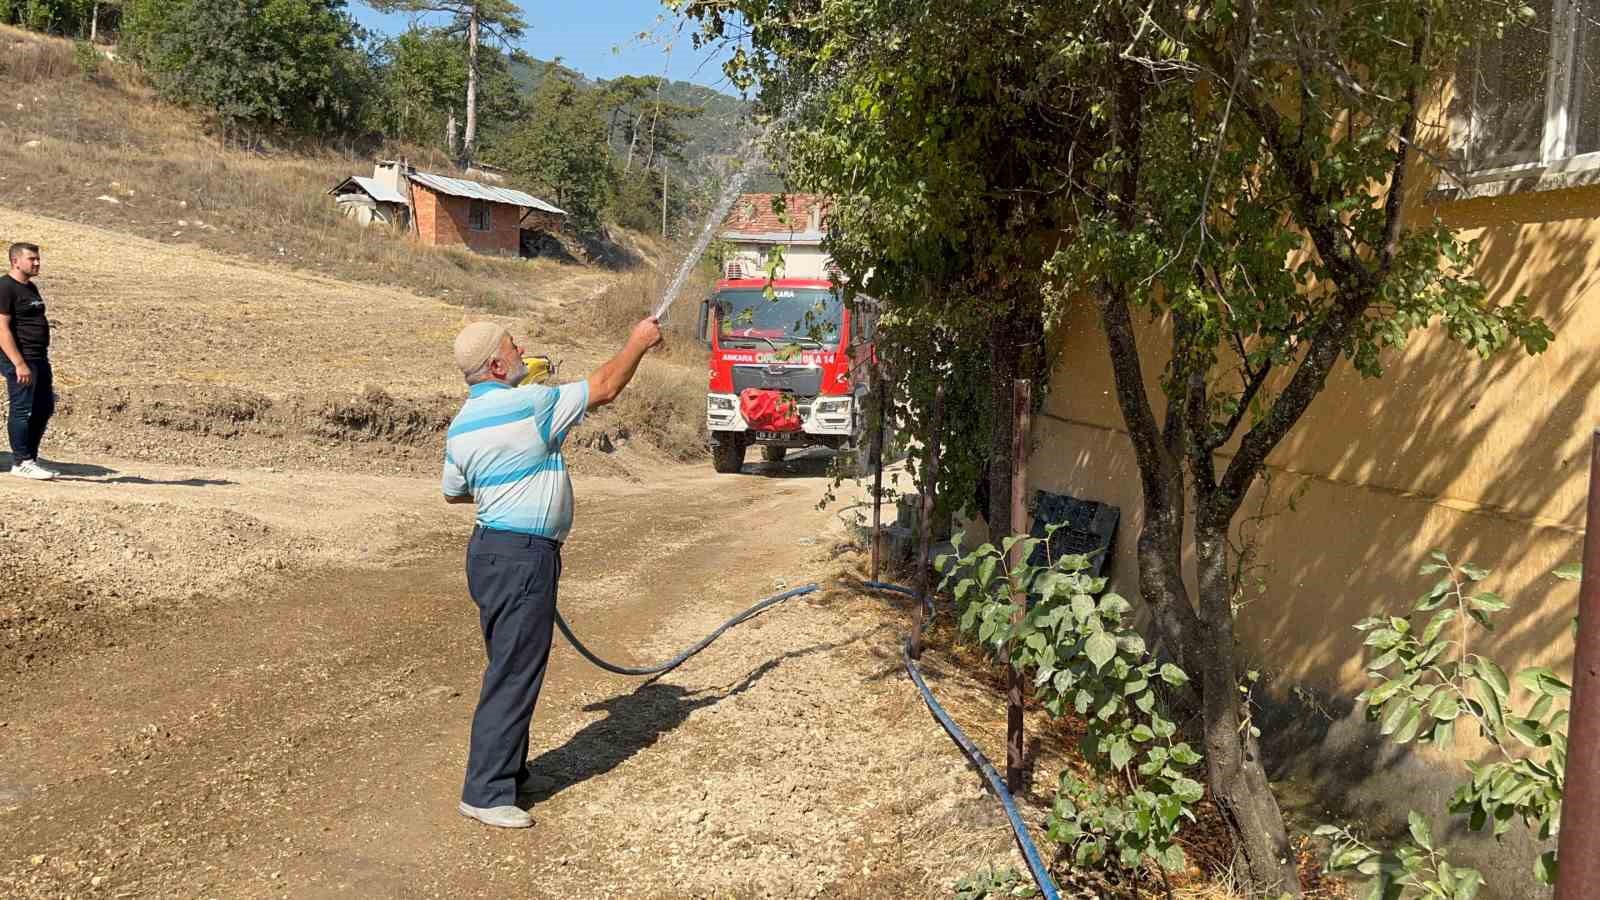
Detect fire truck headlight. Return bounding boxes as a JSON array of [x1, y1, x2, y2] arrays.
[[814, 398, 850, 415], [708, 396, 736, 412]]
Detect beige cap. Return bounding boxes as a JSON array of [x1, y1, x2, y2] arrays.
[[454, 321, 509, 375]]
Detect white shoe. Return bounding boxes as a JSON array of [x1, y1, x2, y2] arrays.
[[10, 460, 54, 481], [457, 801, 533, 828]]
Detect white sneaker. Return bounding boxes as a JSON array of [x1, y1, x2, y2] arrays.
[[11, 460, 55, 481], [457, 800, 533, 828]]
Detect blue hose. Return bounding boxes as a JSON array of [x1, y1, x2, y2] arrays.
[[865, 579, 1061, 900], [862, 579, 935, 621], [554, 584, 818, 677]]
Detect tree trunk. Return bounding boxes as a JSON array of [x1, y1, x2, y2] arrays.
[[1194, 517, 1301, 897], [90, 2, 98, 42], [1096, 292, 1204, 676], [985, 302, 1021, 536], [463, 6, 480, 165], [623, 112, 643, 176], [1098, 289, 1298, 896]]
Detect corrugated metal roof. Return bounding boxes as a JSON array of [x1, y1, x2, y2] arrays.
[[329, 175, 409, 206], [406, 171, 566, 216], [719, 229, 825, 245]]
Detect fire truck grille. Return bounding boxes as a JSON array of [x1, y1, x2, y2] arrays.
[[731, 365, 823, 396]]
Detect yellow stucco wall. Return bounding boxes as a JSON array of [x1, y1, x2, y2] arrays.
[[1031, 183, 1597, 698]]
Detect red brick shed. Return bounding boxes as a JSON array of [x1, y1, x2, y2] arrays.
[[404, 170, 567, 257]]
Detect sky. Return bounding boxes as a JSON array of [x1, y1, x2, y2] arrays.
[[351, 0, 743, 94]]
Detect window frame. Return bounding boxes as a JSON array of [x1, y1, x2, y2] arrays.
[[468, 199, 492, 232], [1456, 0, 1600, 186]]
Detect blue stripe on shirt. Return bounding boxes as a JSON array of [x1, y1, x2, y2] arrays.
[[448, 404, 537, 438], [470, 457, 565, 489]]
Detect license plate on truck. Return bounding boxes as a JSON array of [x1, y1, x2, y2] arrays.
[[755, 431, 800, 442]]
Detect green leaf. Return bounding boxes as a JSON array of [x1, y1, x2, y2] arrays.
[[1159, 663, 1189, 686], [1070, 593, 1095, 621], [1408, 810, 1433, 850], [1098, 593, 1132, 617], [1528, 694, 1554, 723], [1394, 706, 1424, 744], [1432, 718, 1456, 749], [1429, 692, 1461, 721], [1517, 666, 1572, 698], [1367, 677, 1410, 707], [1171, 777, 1204, 803], [1459, 563, 1490, 582], [1107, 738, 1134, 770], [1158, 844, 1186, 872], [1468, 592, 1507, 614], [976, 555, 997, 590], [1474, 658, 1511, 700], [1380, 697, 1414, 735], [1506, 718, 1546, 748], [1084, 632, 1117, 671], [1422, 608, 1458, 644], [1554, 563, 1582, 582], [1535, 850, 1558, 885], [1453, 868, 1484, 900], [1130, 724, 1155, 742], [1169, 743, 1202, 766]]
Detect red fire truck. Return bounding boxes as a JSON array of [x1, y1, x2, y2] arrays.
[[695, 276, 877, 474]]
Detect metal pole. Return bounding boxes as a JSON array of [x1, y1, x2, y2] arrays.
[[1555, 429, 1600, 900], [1006, 379, 1031, 793], [870, 364, 885, 584], [911, 383, 946, 659]]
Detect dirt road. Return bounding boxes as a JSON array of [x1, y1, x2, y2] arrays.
[[0, 208, 1052, 898], [0, 450, 1038, 899]]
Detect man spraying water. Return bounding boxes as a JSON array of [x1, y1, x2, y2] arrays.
[[442, 315, 661, 829]]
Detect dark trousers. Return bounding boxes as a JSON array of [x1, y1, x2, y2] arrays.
[[462, 526, 562, 808], [0, 355, 53, 464]]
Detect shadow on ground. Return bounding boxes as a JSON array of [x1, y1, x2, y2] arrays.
[[524, 629, 883, 803], [743, 446, 849, 480], [1, 453, 235, 487]]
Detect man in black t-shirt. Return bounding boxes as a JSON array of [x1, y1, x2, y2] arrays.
[[0, 242, 57, 480]]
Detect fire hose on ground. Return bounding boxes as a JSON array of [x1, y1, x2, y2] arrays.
[[554, 578, 1058, 899], [862, 580, 1063, 900], [553, 583, 818, 676]]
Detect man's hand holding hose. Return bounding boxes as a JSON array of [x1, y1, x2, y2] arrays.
[[584, 316, 663, 410]]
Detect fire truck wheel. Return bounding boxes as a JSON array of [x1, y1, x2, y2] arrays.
[[712, 435, 747, 474], [760, 445, 787, 463]]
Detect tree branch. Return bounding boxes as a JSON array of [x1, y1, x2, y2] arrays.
[[1378, 9, 1431, 276]]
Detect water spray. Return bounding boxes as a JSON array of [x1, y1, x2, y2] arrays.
[[650, 86, 822, 321]]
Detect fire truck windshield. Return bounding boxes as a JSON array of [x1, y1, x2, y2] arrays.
[[715, 288, 842, 349]]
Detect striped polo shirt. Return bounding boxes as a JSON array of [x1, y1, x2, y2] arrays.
[[441, 380, 590, 541]]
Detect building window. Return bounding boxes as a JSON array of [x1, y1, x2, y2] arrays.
[[1458, 0, 1600, 173], [469, 199, 491, 231]]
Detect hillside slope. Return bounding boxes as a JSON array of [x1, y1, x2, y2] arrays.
[[0, 26, 674, 312]]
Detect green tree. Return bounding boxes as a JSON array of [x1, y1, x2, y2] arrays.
[[0, 0, 114, 38], [364, 0, 525, 161], [373, 25, 519, 148], [122, 0, 373, 140], [597, 74, 702, 177], [490, 66, 613, 230], [677, 0, 1553, 895]]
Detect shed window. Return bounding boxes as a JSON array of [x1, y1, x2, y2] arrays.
[[469, 199, 491, 231], [1458, 1, 1600, 171]]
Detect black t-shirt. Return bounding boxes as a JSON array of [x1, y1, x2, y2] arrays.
[[0, 275, 48, 359]]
